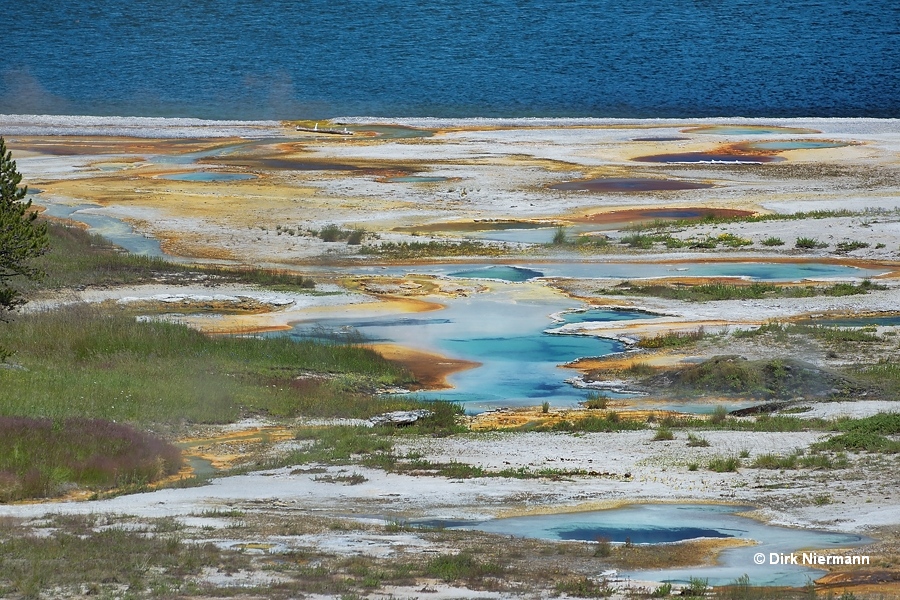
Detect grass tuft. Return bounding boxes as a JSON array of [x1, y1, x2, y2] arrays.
[[708, 455, 741, 472], [426, 553, 503, 582]]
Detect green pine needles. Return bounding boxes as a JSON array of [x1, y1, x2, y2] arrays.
[[0, 137, 49, 320]]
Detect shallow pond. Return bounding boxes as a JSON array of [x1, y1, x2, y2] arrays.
[[436, 503, 867, 586], [40, 203, 164, 256]]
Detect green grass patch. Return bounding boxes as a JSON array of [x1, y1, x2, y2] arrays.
[[0, 519, 249, 597], [583, 391, 610, 409], [853, 360, 900, 397], [0, 304, 414, 422], [652, 426, 675, 441], [734, 321, 881, 343], [547, 228, 612, 251], [542, 412, 647, 433], [642, 355, 862, 400], [315, 223, 367, 244], [555, 576, 615, 597], [359, 240, 507, 258], [708, 455, 741, 472], [624, 208, 873, 232], [751, 453, 798, 469], [637, 328, 706, 349], [552, 226, 568, 245], [686, 433, 710, 447], [284, 411, 604, 480], [426, 553, 503, 582], [666, 414, 832, 433], [16, 222, 316, 292], [795, 237, 827, 249], [619, 233, 656, 249], [0, 416, 182, 501], [597, 281, 882, 303], [618, 232, 752, 250], [836, 412, 900, 435], [810, 413, 900, 454], [836, 240, 870, 253], [812, 431, 900, 453], [823, 279, 884, 297]]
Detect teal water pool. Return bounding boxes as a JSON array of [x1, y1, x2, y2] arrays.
[[447, 265, 544, 281], [744, 140, 849, 151], [555, 308, 659, 325]]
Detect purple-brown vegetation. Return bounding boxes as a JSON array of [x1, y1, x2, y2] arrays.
[[0, 417, 182, 501]]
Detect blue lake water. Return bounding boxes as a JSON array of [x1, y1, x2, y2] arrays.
[[3, 1, 897, 119], [448, 504, 868, 586]]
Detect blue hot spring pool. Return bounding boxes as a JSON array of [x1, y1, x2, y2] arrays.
[[555, 308, 659, 325], [744, 140, 849, 151], [447, 265, 545, 281], [289, 288, 650, 412], [434, 503, 868, 587]]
